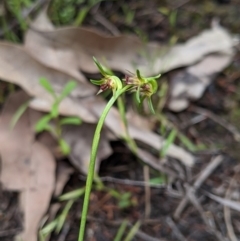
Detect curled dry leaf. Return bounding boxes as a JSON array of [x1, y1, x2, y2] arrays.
[[25, 11, 235, 77], [0, 43, 194, 167], [0, 10, 200, 169], [0, 91, 56, 241], [168, 52, 234, 111], [25, 11, 235, 113]]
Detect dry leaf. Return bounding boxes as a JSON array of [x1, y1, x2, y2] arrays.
[[25, 11, 235, 77], [53, 162, 74, 197], [25, 12, 235, 113], [168, 53, 234, 111], [18, 142, 55, 241], [89, 101, 195, 166], [48, 161, 74, 224], [0, 91, 56, 241], [0, 92, 34, 190], [63, 124, 112, 174], [0, 42, 97, 122], [0, 11, 196, 168]]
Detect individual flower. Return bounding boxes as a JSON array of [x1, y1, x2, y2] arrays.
[[124, 69, 160, 113], [91, 57, 122, 96]]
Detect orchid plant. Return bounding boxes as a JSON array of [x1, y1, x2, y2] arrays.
[[78, 58, 160, 241]]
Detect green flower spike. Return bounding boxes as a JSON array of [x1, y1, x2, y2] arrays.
[[125, 69, 161, 114], [91, 57, 122, 96]]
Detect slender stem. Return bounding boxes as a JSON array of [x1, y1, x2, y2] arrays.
[[78, 87, 129, 241], [117, 96, 138, 154]]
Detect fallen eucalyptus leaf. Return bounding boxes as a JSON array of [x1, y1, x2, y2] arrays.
[[0, 91, 56, 241], [168, 53, 234, 111], [88, 100, 195, 166], [0, 42, 97, 122], [62, 124, 112, 174], [25, 11, 235, 77]]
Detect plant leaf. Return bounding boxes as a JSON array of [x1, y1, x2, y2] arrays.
[[136, 69, 143, 81], [59, 81, 77, 100], [114, 220, 128, 241], [10, 100, 30, 129], [39, 77, 56, 98], [90, 79, 105, 85], [60, 117, 82, 126], [123, 221, 141, 241], [35, 114, 52, 133], [93, 56, 107, 76], [59, 138, 71, 155], [59, 187, 85, 201], [50, 101, 59, 118], [55, 200, 74, 234], [135, 86, 141, 103], [147, 97, 155, 114], [160, 129, 177, 157], [39, 219, 58, 237]]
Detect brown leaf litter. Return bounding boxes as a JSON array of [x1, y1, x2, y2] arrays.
[[0, 91, 55, 241], [0, 8, 238, 241]]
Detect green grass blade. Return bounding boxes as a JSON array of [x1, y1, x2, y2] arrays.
[[55, 200, 74, 234], [123, 221, 141, 241], [59, 81, 77, 100], [60, 117, 82, 126], [59, 138, 71, 155], [114, 220, 128, 241], [10, 100, 30, 129], [39, 219, 58, 238], [39, 78, 56, 98], [160, 129, 177, 158], [59, 187, 86, 201], [35, 114, 52, 133]]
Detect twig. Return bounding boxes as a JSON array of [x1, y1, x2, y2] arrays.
[[57, 221, 70, 241], [224, 177, 238, 241], [79, 175, 166, 188], [86, 216, 166, 241], [191, 106, 240, 142], [186, 187, 226, 241], [0, 228, 22, 237], [174, 155, 223, 219], [180, 114, 206, 129], [143, 165, 151, 218], [0, 0, 49, 37], [137, 148, 183, 180], [166, 216, 187, 241], [133, 228, 164, 241], [172, 0, 192, 10], [204, 191, 240, 212], [90, 7, 120, 36]]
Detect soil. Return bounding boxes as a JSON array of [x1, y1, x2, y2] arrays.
[[1, 0, 240, 241]]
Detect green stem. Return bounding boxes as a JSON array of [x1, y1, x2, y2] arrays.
[[78, 87, 129, 241], [117, 96, 138, 154]]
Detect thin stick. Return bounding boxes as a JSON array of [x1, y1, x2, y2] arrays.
[[143, 165, 151, 218], [191, 106, 240, 142], [224, 167, 240, 241], [79, 175, 166, 188], [166, 216, 187, 241], [174, 155, 223, 219]]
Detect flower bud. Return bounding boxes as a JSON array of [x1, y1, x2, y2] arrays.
[[124, 70, 160, 113], [91, 58, 122, 95]]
